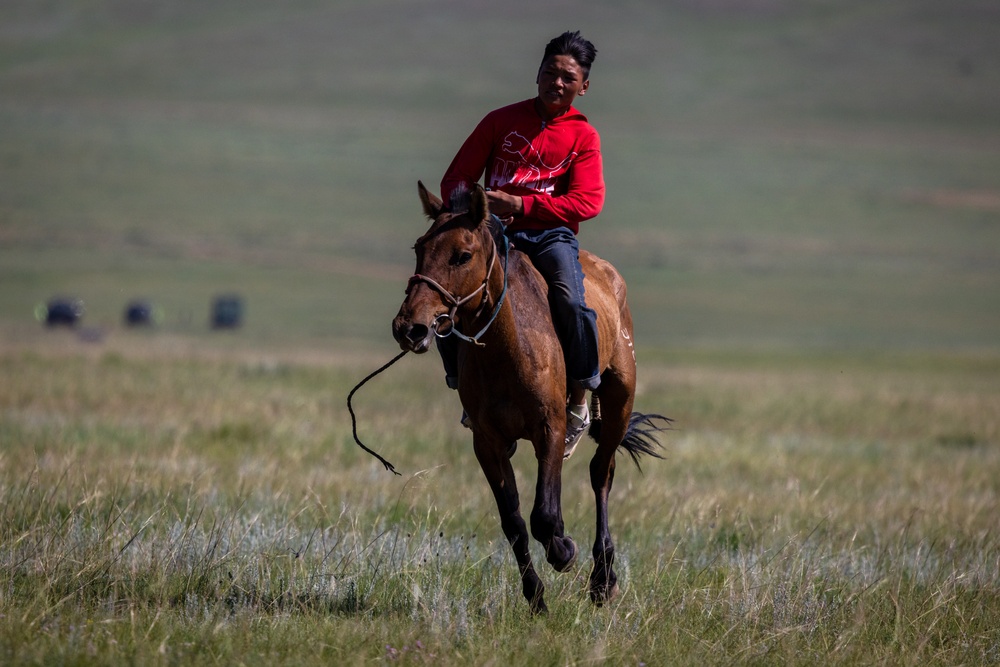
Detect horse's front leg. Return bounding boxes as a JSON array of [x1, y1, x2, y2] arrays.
[[530, 425, 578, 573], [473, 433, 547, 614]]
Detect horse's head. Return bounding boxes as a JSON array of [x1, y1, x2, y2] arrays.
[[392, 181, 497, 353]]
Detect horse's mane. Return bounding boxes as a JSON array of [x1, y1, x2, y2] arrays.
[[450, 184, 507, 245], [414, 183, 504, 248], [449, 182, 473, 214]]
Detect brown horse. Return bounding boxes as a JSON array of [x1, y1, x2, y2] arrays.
[[392, 182, 668, 613]]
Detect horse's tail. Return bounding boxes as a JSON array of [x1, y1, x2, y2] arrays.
[[589, 410, 671, 471]]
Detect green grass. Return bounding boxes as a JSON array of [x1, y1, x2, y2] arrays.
[[1, 346, 998, 664], [2, 0, 999, 663]]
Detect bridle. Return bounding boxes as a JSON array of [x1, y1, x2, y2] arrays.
[[349, 217, 509, 475], [405, 226, 510, 347]]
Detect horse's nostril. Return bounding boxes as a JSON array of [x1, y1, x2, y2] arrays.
[[407, 324, 429, 344]]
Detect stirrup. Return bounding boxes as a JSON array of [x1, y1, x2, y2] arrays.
[[563, 404, 590, 460]]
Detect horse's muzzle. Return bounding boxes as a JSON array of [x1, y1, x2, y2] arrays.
[[392, 316, 433, 353]]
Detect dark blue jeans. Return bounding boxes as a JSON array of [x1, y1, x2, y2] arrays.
[[438, 225, 601, 391]]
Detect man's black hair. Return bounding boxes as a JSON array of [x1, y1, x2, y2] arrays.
[[541, 31, 597, 80]]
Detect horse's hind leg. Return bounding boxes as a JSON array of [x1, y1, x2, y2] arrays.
[[588, 369, 634, 605], [473, 434, 548, 613]]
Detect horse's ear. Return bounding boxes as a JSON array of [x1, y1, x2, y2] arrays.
[[470, 184, 489, 224], [418, 181, 443, 219]]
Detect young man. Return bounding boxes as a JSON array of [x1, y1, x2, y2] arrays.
[[437, 30, 604, 453]]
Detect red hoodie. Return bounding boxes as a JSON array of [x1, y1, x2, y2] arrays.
[[441, 98, 605, 235]]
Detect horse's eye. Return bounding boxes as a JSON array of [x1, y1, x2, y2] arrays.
[[453, 251, 473, 266]]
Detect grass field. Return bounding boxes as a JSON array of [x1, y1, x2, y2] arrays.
[[2, 0, 999, 664], [1, 345, 998, 664]]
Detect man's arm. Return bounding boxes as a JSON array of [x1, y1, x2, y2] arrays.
[[521, 143, 605, 226]]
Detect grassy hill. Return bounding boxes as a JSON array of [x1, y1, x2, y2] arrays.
[[1, 0, 998, 354]]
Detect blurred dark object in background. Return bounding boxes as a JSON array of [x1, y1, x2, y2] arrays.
[[211, 294, 244, 330], [43, 297, 84, 327]]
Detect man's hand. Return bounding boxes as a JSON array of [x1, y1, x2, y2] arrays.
[[486, 190, 523, 223]]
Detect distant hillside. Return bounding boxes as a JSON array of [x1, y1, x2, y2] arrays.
[[1, 0, 998, 351]]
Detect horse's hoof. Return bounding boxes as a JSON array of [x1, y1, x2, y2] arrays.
[[550, 537, 577, 572], [589, 582, 620, 607], [530, 597, 549, 615]]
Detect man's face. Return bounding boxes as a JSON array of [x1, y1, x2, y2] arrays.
[[536, 54, 589, 117]]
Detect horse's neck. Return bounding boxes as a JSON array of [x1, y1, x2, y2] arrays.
[[472, 250, 549, 360]]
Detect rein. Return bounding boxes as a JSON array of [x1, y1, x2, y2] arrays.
[[406, 228, 510, 348], [347, 349, 408, 475]]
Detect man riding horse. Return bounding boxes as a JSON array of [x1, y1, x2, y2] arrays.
[[435, 30, 603, 456], [392, 30, 668, 613]]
